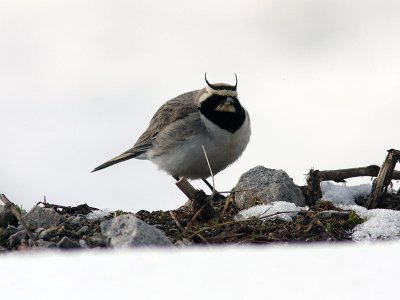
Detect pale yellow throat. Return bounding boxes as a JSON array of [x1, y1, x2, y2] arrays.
[[216, 103, 236, 113]]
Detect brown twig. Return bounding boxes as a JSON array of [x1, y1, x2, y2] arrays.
[[175, 177, 198, 200], [169, 211, 185, 233], [0, 194, 38, 247], [195, 233, 210, 244], [188, 210, 306, 240], [366, 149, 400, 209], [305, 157, 400, 206], [221, 196, 232, 216], [175, 178, 215, 222], [313, 218, 337, 241], [208, 232, 247, 241], [185, 202, 207, 231]]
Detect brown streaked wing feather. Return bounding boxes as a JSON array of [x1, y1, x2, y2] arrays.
[[126, 90, 199, 153]]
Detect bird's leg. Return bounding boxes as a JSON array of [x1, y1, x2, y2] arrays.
[[202, 178, 214, 192], [202, 178, 224, 201], [175, 176, 223, 201], [175, 176, 214, 193]]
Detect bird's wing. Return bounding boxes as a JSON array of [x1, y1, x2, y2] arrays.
[[92, 90, 199, 172], [130, 90, 199, 151]]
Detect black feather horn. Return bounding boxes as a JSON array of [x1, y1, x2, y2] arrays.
[[204, 72, 238, 91], [205, 72, 218, 90], [234, 73, 237, 90]]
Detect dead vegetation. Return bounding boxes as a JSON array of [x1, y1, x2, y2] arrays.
[[136, 197, 364, 245]]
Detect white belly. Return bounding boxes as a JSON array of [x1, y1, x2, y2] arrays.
[[150, 112, 250, 179]]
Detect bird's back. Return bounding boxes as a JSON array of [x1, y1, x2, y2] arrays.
[[133, 90, 199, 150]]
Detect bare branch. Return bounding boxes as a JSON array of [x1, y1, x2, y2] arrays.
[[366, 149, 400, 209], [169, 211, 185, 233], [0, 194, 38, 247]]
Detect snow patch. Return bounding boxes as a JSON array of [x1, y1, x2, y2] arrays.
[[338, 204, 400, 241], [86, 209, 111, 221], [236, 201, 305, 222], [321, 182, 371, 205]]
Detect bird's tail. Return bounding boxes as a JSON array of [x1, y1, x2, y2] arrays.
[[91, 151, 141, 172]]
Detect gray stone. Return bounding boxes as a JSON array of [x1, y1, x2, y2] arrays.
[[38, 226, 65, 241], [57, 236, 81, 249], [8, 230, 28, 248], [69, 216, 85, 225], [101, 214, 172, 248], [77, 225, 89, 235], [24, 206, 64, 229], [234, 166, 306, 209], [35, 227, 45, 234], [0, 205, 18, 228], [3, 225, 18, 240], [37, 240, 57, 248], [174, 238, 193, 247], [87, 232, 105, 246]]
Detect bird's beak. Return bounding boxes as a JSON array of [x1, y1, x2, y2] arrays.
[[216, 98, 236, 113]]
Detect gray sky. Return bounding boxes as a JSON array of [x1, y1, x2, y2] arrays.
[[1, 0, 399, 212]]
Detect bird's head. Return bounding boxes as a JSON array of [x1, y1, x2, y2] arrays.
[[195, 73, 239, 112], [195, 73, 246, 133]]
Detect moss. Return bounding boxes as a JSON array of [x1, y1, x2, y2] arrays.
[[15, 204, 23, 215], [113, 210, 126, 217], [346, 211, 364, 227]]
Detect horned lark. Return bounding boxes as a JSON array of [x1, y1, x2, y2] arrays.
[[93, 74, 251, 185]]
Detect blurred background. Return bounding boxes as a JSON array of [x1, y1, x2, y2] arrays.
[[1, 0, 399, 212]]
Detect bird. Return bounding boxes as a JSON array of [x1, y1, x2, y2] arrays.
[[92, 73, 251, 188]]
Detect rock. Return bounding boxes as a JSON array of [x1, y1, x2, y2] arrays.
[[38, 226, 68, 241], [37, 240, 57, 248], [8, 230, 28, 248], [174, 238, 193, 247], [57, 236, 81, 249], [234, 166, 306, 209], [2, 225, 18, 241], [0, 206, 18, 228], [87, 232, 105, 247], [101, 214, 172, 247], [35, 227, 45, 235], [24, 206, 64, 229], [69, 215, 85, 226], [77, 225, 89, 235]]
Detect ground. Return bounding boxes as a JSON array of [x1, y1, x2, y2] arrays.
[[136, 195, 364, 245], [2, 187, 400, 251]]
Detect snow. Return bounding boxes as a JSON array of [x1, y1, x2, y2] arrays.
[[86, 209, 111, 221], [235, 201, 305, 221], [2, 186, 400, 299], [321, 181, 372, 205], [336, 205, 400, 241], [320, 182, 400, 241], [2, 243, 400, 299], [236, 183, 400, 242]]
